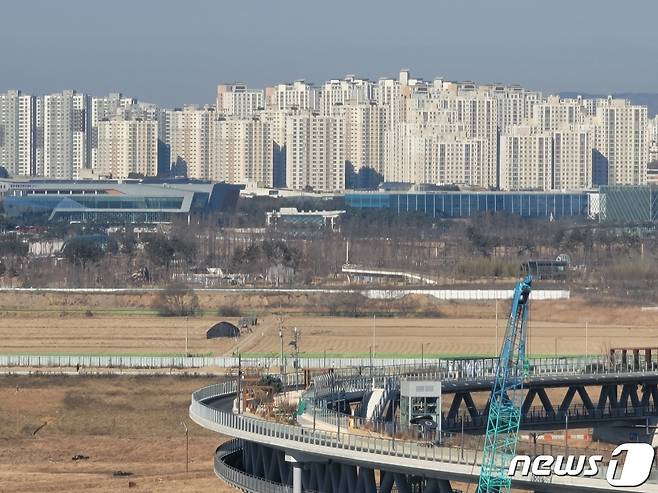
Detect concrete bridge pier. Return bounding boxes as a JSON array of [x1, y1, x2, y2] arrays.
[[292, 462, 302, 493]]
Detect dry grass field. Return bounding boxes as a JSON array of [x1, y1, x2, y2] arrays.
[[0, 375, 236, 492], [0, 296, 657, 358], [0, 292, 649, 492]]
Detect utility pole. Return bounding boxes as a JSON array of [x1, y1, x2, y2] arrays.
[[460, 414, 465, 460], [279, 328, 284, 375], [237, 353, 242, 414], [369, 346, 373, 379], [185, 316, 189, 356], [372, 314, 376, 361], [292, 327, 300, 390], [564, 413, 569, 457], [180, 421, 189, 474], [336, 399, 341, 440], [495, 299, 499, 356], [585, 321, 589, 360], [421, 343, 424, 368]]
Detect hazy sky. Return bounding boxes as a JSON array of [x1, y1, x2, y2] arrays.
[[1, 0, 657, 107]]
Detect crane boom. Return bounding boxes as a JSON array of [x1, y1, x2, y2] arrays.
[[477, 275, 532, 493]]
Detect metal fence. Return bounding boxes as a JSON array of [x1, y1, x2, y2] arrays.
[[0, 286, 570, 301], [0, 354, 497, 370], [0, 354, 550, 370]]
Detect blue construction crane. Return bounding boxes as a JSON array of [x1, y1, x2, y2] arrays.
[[477, 275, 532, 493]]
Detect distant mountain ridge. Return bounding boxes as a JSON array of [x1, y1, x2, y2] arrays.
[[560, 92, 658, 117]]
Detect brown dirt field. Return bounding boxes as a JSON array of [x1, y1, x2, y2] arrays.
[[1, 295, 658, 357], [0, 375, 234, 492], [0, 314, 238, 356]]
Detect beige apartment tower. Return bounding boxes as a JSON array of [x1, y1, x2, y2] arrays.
[[96, 116, 158, 179], [285, 112, 344, 192]]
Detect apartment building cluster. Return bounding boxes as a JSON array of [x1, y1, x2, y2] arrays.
[[1, 71, 657, 192], [0, 90, 160, 180]]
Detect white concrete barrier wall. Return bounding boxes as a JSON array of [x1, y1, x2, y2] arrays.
[[0, 287, 569, 301]]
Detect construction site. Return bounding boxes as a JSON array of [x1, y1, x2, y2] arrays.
[[183, 276, 658, 493]]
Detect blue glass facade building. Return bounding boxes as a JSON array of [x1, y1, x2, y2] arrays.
[[345, 191, 590, 219], [2, 181, 240, 224]]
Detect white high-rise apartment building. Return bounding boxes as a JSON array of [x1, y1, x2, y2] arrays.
[[378, 76, 410, 182], [168, 105, 216, 179], [285, 111, 344, 191], [499, 126, 553, 190], [439, 93, 498, 188], [216, 83, 264, 118], [532, 96, 586, 131], [553, 125, 594, 190], [410, 130, 486, 186], [96, 115, 158, 179], [265, 81, 318, 111], [648, 116, 658, 163], [89, 94, 161, 168], [487, 84, 542, 132], [333, 102, 387, 187], [399, 85, 498, 188], [593, 98, 648, 186], [213, 117, 273, 186], [90, 93, 136, 169], [319, 75, 374, 116], [0, 90, 36, 176], [260, 109, 292, 187], [42, 90, 87, 179]]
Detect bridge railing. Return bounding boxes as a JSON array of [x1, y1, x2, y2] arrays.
[[442, 402, 658, 431], [312, 354, 658, 399], [192, 380, 658, 487], [191, 381, 483, 468], [215, 439, 323, 493]]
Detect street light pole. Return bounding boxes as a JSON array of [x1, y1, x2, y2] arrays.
[[180, 421, 189, 474]]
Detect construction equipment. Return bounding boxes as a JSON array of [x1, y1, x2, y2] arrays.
[[477, 276, 532, 493]]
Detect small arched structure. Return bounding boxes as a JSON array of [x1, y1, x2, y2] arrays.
[[206, 321, 240, 339]]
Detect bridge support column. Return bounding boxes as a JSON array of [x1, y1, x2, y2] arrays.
[[437, 478, 454, 493], [292, 463, 302, 493], [285, 452, 329, 492], [425, 478, 453, 493]]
